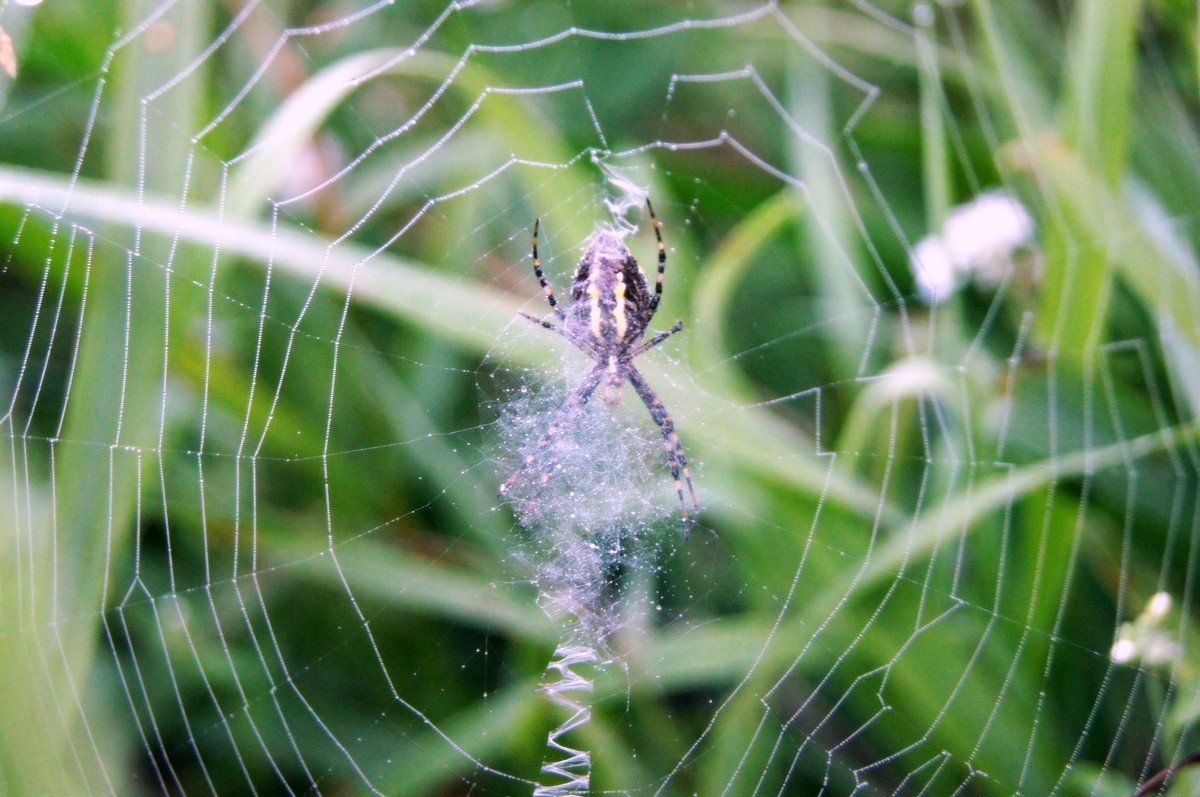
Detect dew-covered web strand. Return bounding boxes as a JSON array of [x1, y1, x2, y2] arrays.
[[939, 9, 1099, 783], [1123, 340, 1198, 784], [33, 3, 538, 793], [6, 0, 1194, 794], [7, 223, 71, 434], [55, 3, 894, 787], [209, 9, 680, 790]]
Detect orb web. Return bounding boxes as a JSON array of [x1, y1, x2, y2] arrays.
[[1, 1, 1196, 795]]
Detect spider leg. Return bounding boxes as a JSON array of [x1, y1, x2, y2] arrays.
[[632, 320, 683, 357], [519, 311, 565, 336], [498, 364, 606, 509], [645, 199, 667, 317], [626, 365, 699, 530], [531, 218, 567, 321]]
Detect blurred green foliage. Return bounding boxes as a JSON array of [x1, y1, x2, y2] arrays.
[[2, 0, 1200, 794]]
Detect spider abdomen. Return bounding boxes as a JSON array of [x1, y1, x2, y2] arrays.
[[565, 232, 651, 356]]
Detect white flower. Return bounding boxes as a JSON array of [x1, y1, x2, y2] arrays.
[[1110, 637, 1137, 664], [911, 191, 1035, 303], [1148, 591, 1172, 620], [911, 236, 956, 304], [1111, 591, 1183, 667]]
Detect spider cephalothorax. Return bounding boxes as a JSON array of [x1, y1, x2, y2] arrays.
[[499, 200, 700, 528]]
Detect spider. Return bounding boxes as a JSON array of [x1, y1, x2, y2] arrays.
[[498, 200, 700, 528]]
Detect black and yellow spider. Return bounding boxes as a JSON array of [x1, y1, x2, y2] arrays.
[[499, 200, 700, 527]]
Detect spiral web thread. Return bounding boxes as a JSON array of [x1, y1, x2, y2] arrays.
[[533, 641, 599, 797]]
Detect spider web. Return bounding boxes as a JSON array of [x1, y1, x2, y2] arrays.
[[1, 0, 1198, 794]]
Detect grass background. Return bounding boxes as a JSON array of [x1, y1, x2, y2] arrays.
[[1, 0, 1200, 794]]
